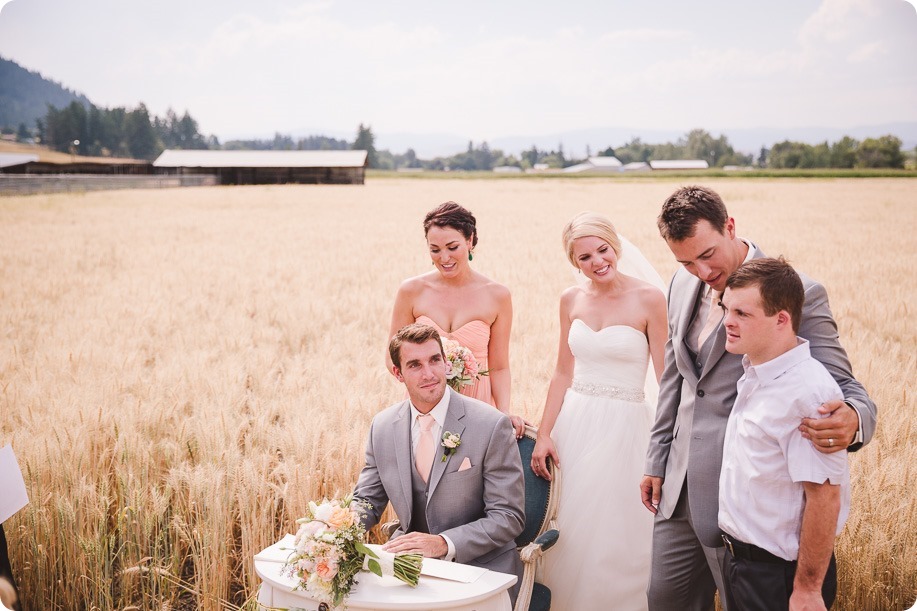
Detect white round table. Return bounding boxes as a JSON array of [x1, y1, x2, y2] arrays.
[[254, 537, 516, 611]]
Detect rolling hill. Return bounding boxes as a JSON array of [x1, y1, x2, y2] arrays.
[[0, 56, 93, 131]]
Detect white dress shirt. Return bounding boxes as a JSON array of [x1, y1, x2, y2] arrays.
[[409, 387, 456, 560], [718, 339, 850, 561]]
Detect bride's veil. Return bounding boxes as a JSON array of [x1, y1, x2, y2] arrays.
[[616, 236, 666, 293], [617, 236, 666, 409]]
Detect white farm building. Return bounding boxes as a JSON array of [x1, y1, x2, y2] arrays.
[[562, 156, 623, 173]]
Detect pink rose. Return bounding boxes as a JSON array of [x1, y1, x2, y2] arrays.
[[315, 559, 339, 580], [326, 506, 354, 530]]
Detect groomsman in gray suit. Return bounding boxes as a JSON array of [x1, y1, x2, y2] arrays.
[[640, 186, 876, 610], [353, 323, 525, 602]]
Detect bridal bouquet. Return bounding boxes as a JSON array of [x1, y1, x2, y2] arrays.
[[442, 337, 487, 391], [283, 496, 423, 608]]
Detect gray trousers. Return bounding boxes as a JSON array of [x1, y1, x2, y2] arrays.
[[647, 486, 728, 611]]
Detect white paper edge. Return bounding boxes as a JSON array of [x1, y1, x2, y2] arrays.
[[0, 445, 29, 524]]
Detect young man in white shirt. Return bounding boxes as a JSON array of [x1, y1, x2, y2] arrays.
[[718, 257, 849, 611]]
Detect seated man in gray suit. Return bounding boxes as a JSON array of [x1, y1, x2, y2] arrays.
[[640, 186, 876, 610], [353, 323, 525, 602]]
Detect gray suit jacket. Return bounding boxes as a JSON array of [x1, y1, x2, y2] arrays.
[[645, 245, 877, 547], [353, 389, 525, 576]]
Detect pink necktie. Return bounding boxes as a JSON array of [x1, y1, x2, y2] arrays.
[[415, 414, 435, 483], [698, 290, 723, 349]]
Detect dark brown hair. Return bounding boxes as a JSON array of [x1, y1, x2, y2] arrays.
[[389, 323, 445, 369], [423, 201, 478, 248], [657, 185, 729, 242], [726, 257, 804, 333]]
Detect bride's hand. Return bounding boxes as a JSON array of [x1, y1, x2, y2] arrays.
[[531, 436, 559, 481]]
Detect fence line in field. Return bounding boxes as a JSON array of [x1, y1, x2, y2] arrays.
[[0, 173, 217, 196]]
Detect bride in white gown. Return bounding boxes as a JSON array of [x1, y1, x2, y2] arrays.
[[532, 212, 667, 610]]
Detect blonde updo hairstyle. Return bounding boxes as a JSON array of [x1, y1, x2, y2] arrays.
[[562, 212, 622, 268]]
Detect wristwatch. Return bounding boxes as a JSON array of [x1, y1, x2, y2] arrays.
[[845, 401, 863, 446]]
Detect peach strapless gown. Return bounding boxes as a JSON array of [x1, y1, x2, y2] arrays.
[[416, 314, 494, 407]]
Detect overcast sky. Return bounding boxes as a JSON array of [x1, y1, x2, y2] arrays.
[[1, 0, 915, 147]]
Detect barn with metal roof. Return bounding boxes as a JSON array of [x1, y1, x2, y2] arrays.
[[0, 151, 151, 175], [153, 150, 368, 185], [648, 159, 710, 170], [562, 156, 624, 174]]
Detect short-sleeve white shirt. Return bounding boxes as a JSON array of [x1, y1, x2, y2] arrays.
[[718, 339, 850, 561]]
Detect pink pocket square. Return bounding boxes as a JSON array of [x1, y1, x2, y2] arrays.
[[458, 457, 473, 472]]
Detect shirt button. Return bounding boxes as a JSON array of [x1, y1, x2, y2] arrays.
[[697, 389, 705, 397], [696, 361, 702, 368]]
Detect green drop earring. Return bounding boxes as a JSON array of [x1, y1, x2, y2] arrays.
[[468, 252, 474, 261]]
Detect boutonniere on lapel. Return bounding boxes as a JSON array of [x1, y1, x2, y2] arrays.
[[441, 431, 461, 462]]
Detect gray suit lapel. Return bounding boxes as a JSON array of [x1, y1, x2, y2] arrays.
[[426, 391, 466, 501], [700, 323, 727, 379], [676, 276, 704, 385], [391, 401, 414, 525]]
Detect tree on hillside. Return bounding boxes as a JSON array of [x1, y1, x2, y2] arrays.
[[0, 57, 93, 131], [154, 109, 208, 150], [353, 123, 378, 168], [124, 104, 159, 159], [45, 101, 88, 153]]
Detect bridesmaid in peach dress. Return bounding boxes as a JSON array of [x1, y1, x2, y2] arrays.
[[388, 201, 526, 437]]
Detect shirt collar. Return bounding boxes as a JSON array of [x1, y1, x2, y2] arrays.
[[742, 338, 812, 384], [704, 238, 756, 300], [739, 238, 756, 265], [410, 386, 451, 429]]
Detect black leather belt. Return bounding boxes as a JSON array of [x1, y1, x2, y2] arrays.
[[721, 534, 789, 564]]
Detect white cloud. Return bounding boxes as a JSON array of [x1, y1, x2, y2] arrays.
[[598, 28, 693, 46], [848, 40, 889, 63], [1, 1, 914, 141]]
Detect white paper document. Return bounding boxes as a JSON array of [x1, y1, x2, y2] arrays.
[[254, 535, 487, 583], [0, 444, 29, 524], [418, 556, 487, 584], [254, 534, 297, 563]]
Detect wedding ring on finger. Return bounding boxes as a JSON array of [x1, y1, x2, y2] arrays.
[[829, 438, 834, 447]]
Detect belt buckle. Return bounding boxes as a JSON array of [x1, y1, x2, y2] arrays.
[[721, 534, 734, 556]]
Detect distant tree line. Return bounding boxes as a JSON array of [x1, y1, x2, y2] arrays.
[[352, 126, 910, 171], [223, 133, 350, 151], [599, 129, 754, 168], [765, 135, 905, 169], [37, 101, 217, 160], [17, 101, 913, 170]]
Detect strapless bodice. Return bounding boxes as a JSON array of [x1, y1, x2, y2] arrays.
[[415, 315, 490, 360], [415, 314, 494, 406], [568, 319, 649, 391]]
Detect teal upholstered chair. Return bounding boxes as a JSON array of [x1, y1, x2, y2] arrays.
[[514, 424, 561, 611]]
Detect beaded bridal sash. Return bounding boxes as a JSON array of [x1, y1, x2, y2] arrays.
[[570, 379, 645, 403]]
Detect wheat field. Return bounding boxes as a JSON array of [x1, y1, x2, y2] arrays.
[[0, 177, 914, 610]]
